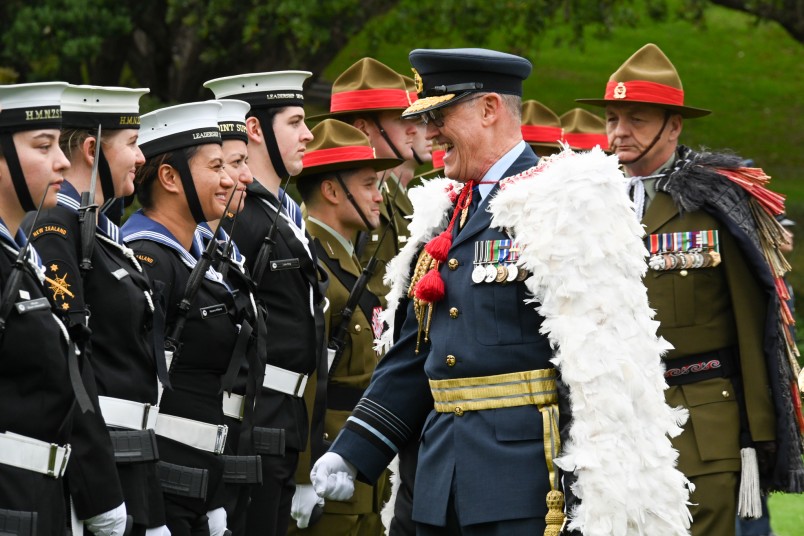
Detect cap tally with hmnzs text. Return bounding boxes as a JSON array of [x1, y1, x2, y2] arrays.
[[203, 71, 311, 110], [61, 85, 149, 130], [138, 101, 223, 159], [215, 99, 250, 143], [0, 82, 68, 132], [402, 48, 532, 118]]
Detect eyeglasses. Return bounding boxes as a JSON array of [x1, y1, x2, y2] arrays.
[[418, 95, 485, 128]]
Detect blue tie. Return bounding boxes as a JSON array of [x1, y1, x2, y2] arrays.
[[466, 184, 481, 221]]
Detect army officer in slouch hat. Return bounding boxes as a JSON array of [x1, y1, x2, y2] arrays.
[[578, 43, 804, 536]]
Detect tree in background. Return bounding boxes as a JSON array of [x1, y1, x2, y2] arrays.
[[0, 0, 397, 101], [2, 0, 800, 103]]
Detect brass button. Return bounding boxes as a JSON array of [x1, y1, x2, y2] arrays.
[[449, 307, 459, 319], [323, 432, 329, 440], [680, 269, 689, 277], [453, 406, 464, 416], [354, 324, 362, 333], [448, 258, 459, 270], [722, 390, 730, 398], [446, 354, 456, 367]]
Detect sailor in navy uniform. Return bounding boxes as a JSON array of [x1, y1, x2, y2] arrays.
[[199, 98, 264, 536], [0, 82, 76, 536], [122, 101, 249, 536], [203, 73, 328, 536], [28, 84, 168, 536]]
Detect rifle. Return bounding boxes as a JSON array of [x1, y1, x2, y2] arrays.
[[78, 125, 103, 272], [0, 183, 52, 333], [215, 189, 246, 281], [163, 186, 239, 360], [250, 175, 293, 284], [326, 171, 401, 378]]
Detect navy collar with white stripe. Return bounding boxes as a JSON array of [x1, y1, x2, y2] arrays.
[[196, 222, 245, 266], [56, 180, 122, 245], [0, 216, 42, 269], [121, 210, 231, 289]]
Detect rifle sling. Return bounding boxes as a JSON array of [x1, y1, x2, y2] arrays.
[[253, 195, 319, 296], [313, 238, 380, 326]]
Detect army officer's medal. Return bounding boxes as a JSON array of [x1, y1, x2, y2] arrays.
[[647, 229, 721, 272]]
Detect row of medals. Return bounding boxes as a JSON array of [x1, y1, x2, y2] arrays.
[[472, 262, 528, 284], [648, 249, 721, 271]]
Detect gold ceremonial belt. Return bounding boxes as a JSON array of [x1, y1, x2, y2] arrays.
[[429, 368, 558, 414], [429, 367, 566, 534]]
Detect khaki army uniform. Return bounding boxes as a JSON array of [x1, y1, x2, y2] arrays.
[[643, 190, 776, 535], [357, 173, 412, 298], [290, 218, 390, 536]]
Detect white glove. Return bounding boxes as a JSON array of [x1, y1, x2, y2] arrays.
[[291, 484, 325, 529], [206, 507, 227, 536], [145, 526, 171, 536], [83, 502, 127, 536], [311, 452, 357, 501]]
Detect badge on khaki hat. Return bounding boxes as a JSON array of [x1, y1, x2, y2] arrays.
[[576, 43, 710, 118], [316, 57, 411, 120]]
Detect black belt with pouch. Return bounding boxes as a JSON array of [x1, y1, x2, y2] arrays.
[[663, 348, 737, 386], [109, 429, 159, 463], [0, 508, 36, 536], [157, 461, 209, 499], [222, 455, 263, 485], [253, 427, 285, 456]]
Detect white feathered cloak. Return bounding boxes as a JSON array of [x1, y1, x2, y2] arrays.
[[378, 147, 691, 536]]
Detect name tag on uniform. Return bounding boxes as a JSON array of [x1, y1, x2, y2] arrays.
[[111, 268, 129, 280], [15, 297, 50, 314], [200, 303, 227, 319], [270, 258, 300, 271]]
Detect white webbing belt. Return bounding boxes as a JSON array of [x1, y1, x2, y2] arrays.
[[0, 432, 71, 478], [222, 393, 245, 421], [154, 414, 227, 454], [262, 363, 308, 397], [98, 396, 159, 430]]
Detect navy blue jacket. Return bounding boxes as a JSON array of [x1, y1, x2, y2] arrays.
[[331, 147, 559, 527]]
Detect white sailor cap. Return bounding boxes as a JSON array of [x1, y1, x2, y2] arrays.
[[61, 85, 149, 130], [138, 101, 222, 159], [203, 71, 311, 109], [0, 82, 67, 132], [216, 99, 250, 143]]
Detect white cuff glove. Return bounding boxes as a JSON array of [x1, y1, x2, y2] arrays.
[[145, 526, 171, 536], [206, 507, 227, 536], [311, 452, 357, 501], [291, 484, 325, 529], [83, 502, 127, 536]]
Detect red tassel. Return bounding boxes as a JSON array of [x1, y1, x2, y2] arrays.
[[415, 269, 445, 302], [425, 231, 453, 262]]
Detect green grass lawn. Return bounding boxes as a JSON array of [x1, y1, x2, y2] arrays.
[[768, 491, 804, 535]]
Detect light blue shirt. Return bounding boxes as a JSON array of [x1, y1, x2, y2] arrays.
[[477, 140, 527, 200]]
